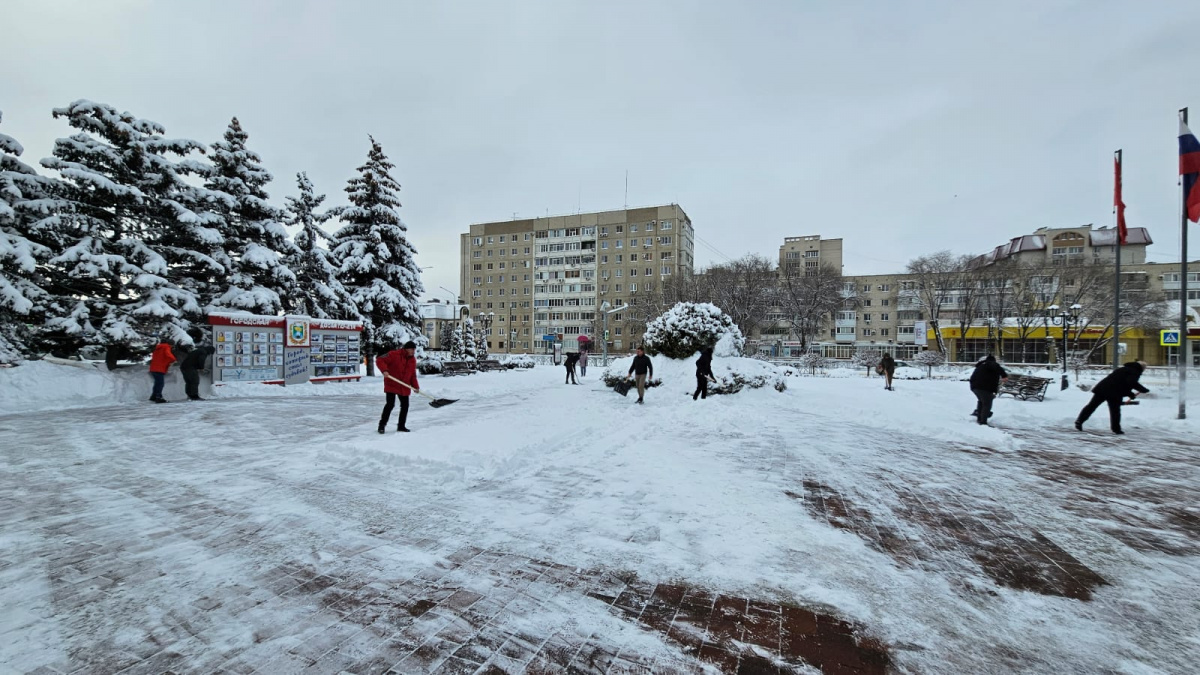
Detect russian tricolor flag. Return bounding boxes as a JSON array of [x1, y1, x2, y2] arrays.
[[1182, 120, 1200, 223]]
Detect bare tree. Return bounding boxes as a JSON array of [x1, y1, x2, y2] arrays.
[[1056, 261, 1169, 362], [905, 251, 964, 355], [776, 262, 844, 350], [702, 254, 777, 348], [948, 258, 986, 359]]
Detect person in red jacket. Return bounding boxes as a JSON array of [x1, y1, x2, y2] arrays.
[[148, 338, 176, 403], [376, 340, 419, 433]]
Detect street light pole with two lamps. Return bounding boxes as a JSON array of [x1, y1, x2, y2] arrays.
[[1045, 303, 1083, 390]]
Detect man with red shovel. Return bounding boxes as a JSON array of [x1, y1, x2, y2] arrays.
[[377, 340, 419, 433]]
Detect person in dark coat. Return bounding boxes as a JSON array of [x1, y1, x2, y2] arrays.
[[879, 354, 896, 391], [1075, 361, 1149, 434], [180, 345, 215, 401], [376, 340, 419, 433], [627, 347, 654, 404], [693, 347, 715, 400], [564, 352, 579, 384], [969, 355, 1008, 425]]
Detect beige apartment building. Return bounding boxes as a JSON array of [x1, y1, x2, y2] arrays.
[[460, 205, 695, 354], [779, 234, 843, 274]]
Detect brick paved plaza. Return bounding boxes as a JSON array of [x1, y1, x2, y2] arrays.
[[2, 372, 1198, 673]]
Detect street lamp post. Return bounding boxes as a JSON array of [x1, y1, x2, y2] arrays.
[[1045, 303, 1082, 390], [600, 301, 611, 366]]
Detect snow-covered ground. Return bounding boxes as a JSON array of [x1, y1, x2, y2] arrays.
[[1, 360, 1197, 673]]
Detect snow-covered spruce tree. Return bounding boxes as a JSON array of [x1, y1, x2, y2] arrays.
[[331, 136, 425, 374], [205, 117, 297, 315], [39, 100, 209, 367], [913, 349, 945, 378], [460, 318, 477, 361], [448, 325, 466, 360], [0, 110, 56, 360], [851, 348, 882, 375], [281, 172, 350, 318], [641, 302, 745, 360], [476, 330, 489, 360]]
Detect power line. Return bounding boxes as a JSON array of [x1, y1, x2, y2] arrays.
[[694, 234, 734, 263]]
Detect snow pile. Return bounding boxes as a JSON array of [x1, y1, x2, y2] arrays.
[[641, 302, 745, 359], [418, 354, 444, 374], [501, 354, 535, 368], [0, 360, 176, 414], [603, 353, 787, 395], [0, 360, 371, 415]]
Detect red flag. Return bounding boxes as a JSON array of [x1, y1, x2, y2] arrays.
[[1114, 154, 1127, 245]]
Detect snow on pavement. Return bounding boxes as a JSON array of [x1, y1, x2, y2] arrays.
[[1, 361, 1198, 673]]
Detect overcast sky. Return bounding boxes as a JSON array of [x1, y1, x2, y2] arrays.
[[4, 0, 1200, 299]]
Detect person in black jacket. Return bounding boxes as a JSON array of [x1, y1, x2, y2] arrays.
[[879, 354, 896, 391], [969, 355, 1008, 425], [180, 345, 215, 401], [1075, 361, 1149, 434], [693, 347, 715, 400], [627, 347, 654, 404], [564, 352, 579, 384]]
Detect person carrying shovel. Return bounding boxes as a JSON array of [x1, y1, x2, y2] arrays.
[[377, 340, 419, 433]]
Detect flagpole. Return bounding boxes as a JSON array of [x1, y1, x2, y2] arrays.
[[1114, 149, 1122, 370], [1180, 107, 1189, 421]]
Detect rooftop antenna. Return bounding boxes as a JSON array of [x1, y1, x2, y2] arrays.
[[577, 182, 582, 214]]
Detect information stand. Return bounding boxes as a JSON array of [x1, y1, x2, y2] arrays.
[[207, 313, 363, 384]]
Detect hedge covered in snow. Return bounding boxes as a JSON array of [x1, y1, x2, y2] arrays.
[[641, 302, 745, 359], [602, 353, 785, 396]]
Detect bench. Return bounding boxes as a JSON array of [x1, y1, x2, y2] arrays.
[[441, 361, 474, 376], [997, 374, 1052, 402], [475, 359, 506, 372]]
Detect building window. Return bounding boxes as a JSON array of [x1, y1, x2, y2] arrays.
[[473, 251, 481, 258]]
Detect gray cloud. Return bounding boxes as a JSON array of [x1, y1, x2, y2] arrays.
[[3, 0, 1199, 298]]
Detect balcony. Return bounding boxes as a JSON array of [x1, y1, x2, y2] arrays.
[[835, 318, 857, 327]]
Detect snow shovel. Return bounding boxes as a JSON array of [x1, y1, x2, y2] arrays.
[[384, 373, 458, 408], [613, 378, 633, 397]]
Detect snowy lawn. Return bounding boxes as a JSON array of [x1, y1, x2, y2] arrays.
[[1, 361, 1197, 673]]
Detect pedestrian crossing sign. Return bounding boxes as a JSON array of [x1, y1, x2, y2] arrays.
[[1160, 330, 1181, 346]]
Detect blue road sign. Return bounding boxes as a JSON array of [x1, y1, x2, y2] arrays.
[[1160, 330, 1181, 346]]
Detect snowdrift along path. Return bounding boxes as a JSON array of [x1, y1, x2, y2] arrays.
[[1, 363, 1197, 673]]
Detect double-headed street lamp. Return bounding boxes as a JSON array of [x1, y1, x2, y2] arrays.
[[1045, 303, 1082, 390]]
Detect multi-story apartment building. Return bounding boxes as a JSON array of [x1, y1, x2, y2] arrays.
[[756, 224, 1197, 365], [460, 205, 694, 354], [779, 234, 843, 274]]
